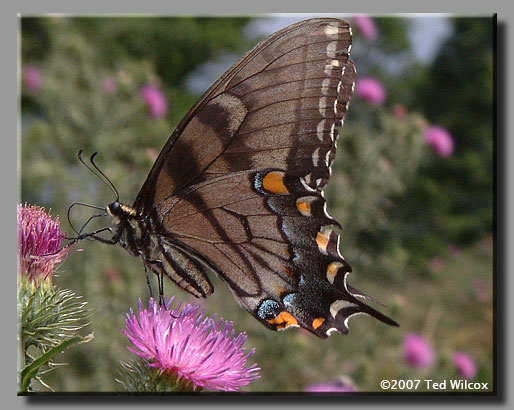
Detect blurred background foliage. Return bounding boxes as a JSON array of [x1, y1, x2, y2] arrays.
[[20, 15, 493, 392]]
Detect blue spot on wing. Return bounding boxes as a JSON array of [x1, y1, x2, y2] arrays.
[[257, 299, 280, 320]]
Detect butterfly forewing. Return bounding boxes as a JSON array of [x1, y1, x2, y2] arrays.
[[134, 18, 355, 214], [126, 18, 397, 338]]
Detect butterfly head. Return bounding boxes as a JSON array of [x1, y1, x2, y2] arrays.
[[107, 201, 122, 216], [107, 201, 137, 220]]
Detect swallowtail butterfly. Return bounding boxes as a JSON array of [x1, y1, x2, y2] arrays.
[[78, 18, 398, 338]]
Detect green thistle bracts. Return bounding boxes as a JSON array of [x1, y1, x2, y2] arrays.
[[17, 277, 92, 393]]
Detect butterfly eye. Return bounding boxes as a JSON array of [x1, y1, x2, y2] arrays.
[[108, 201, 121, 214]]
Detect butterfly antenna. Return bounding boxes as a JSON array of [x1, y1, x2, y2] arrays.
[[78, 212, 108, 235], [77, 150, 119, 202], [90, 152, 120, 202], [67, 203, 80, 236]]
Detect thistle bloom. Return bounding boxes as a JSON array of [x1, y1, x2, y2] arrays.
[[140, 85, 168, 118], [122, 297, 260, 392], [353, 15, 377, 40], [355, 77, 386, 105], [17, 204, 72, 283], [423, 126, 454, 157], [452, 352, 477, 380], [23, 64, 42, 93], [403, 333, 434, 368]]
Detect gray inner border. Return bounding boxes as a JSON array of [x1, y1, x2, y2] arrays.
[[7, 1, 512, 409]]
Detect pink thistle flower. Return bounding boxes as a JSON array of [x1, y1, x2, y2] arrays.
[[403, 333, 434, 368], [423, 126, 454, 157], [23, 64, 42, 93], [304, 380, 356, 393], [122, 297, 260, 392], [17, 204, 72, 283], [353, 15, 377, 40], [452, 352, 477, 380], [355, 77, 386, 105], [102, 77, 118, 94], [140, 85, 168, 118]]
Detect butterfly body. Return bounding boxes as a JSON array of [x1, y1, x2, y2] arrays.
[[106, 201, 214, 298], [91, 18, 398, 338]]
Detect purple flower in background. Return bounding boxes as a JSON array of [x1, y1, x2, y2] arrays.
[[23, 64, 42, 93], [304, 380, 356, 393], [423, 126, 454, 157], [448, 244, 461, 257], [102, 77, 118, 94], [103, 267, 121, 282], [428, 257, 444, 272], [403, 333, 434, 368], [355, 77, 386, 105], [353, 15, 377, 40], [453, 352, 477, 380], [145, 148, 159, 163], [140, 85, 168, 118], [392, 104, 408, 119], [17, 204, 73, 283], [122, 297, 260, 392], [472, 277, 488, 302]]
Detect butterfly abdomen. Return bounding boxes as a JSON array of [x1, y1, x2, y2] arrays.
[[108, 203, 214, 299], [146, 241, 214, 298]]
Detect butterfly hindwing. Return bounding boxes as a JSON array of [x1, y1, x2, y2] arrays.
[[152, 169, 397, 337]]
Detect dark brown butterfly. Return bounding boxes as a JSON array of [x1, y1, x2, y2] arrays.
[[80, 18, 398, 338]]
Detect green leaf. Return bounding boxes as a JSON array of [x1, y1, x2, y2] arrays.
[[19, 335, 88, 393]]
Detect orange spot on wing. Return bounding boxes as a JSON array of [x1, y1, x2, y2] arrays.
[[327, 262, 341, 276], [296, 200, 311, 215], [312, 317, 325, 330], [268, 311, 298, 330], [263, 172, 289, 194], [316, 232, 329, 254]]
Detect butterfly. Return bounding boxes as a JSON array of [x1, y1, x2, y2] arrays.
[[77, 18, 398, 338]]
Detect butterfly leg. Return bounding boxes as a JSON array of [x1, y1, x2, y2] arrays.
[[66, 227, 115, 248], [158, 270, 164, 306], [145, 258, 166, 306], [139, 254, 154, 300], [88, 227, 120, 244]]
